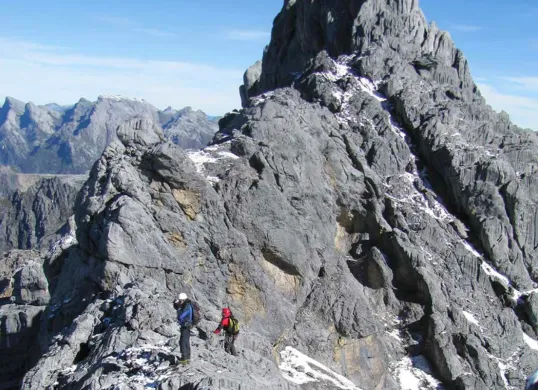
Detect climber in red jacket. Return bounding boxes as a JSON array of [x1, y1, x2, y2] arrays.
[[213, 307, 239, 356]]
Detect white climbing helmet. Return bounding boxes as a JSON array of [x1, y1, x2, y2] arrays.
[[178, 293, 188, 301]]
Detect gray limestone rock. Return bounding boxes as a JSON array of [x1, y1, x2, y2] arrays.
[[0, 175, 86, 254], [5, 1, 538, 389], [0, 250, 48, 389]]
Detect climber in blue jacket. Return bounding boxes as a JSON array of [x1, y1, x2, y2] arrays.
[[174, 292, 193, 364]]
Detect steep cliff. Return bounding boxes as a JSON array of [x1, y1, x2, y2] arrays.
[[0, 175, 86, 254]]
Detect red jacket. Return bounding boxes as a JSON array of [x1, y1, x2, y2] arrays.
[[214, 316, 234, 334], [216, 316, 230, 330]]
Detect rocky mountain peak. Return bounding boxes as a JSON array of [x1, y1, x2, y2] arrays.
[[2, 96, 25, 113], [42, 103, 73, 113], [0, 97, 25, 125], [243, 0, 475, 105]]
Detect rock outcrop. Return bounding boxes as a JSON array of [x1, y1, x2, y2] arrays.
[[0, 96, 218, 174], [0, 175, 85, 254], [160, 106, 219, 150], [5, 0, 538, 389], [0, 250, 49, 390]]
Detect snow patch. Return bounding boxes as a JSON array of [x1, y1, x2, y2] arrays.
[[99, 95, 146, 103], [334, 62, 349, 78], [523, 333, 538, 351], [462, 311, 481, 328], [97, 344, 177, 388], [251, 91, 276, 106], [512, 288, 538, 303], [380, 111, 407, 140], [481, 262, 510, 287], [387, 329, 403, 342], [46, 215, 78, 261], [279, 346, 362, 389], [187, 145, 239, 184], [488, 351, 520, 390], [392, 356, 444, 390], [187, 150, 219, 171], [206, 176, 220, 184], [217, 151, 239, 160], [463, 241, 482, 258], [357, 77, 386, 102], [480, 260, 529, 304]]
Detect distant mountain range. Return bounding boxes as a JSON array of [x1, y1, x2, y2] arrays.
[[0, 95, 219, 174]]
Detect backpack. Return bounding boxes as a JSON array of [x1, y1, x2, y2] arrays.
[[173, 300, 201, 326], [227, 316, 240, 335], [191, 301, 201, 326]]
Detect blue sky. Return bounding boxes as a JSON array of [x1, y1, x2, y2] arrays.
[[0, 0, 536, 130]]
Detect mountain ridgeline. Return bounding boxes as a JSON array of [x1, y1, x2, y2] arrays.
[[0, 97, 219, 257], [2, 0, 538, 389], [0, 96, 219, 174]]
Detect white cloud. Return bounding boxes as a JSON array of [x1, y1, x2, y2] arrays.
[[225, 29, 270, 42], [97, 15, 175, 38], [477, 83, 538, 130], [451, 24, 482, 32], [0, 37, 243, 115], [503, 77, 538, 92], [134, 28, 175, 37]]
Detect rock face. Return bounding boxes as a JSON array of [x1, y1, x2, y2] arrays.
[[160, 106, 219, 150], [8, 0, 538, 389], [0, 250, 49, 390], [0, 175, 85, 254], [0, 96, 218, 174]]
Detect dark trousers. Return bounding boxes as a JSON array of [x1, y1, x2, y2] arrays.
[[180, 326, 191, 360], [224, 333, 238, 356]]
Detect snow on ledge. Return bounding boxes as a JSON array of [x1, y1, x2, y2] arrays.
[[392, 356, 444, 390], [279, 346, 362, 389], [481, 262, 510, 287], [187, 144, 239, 184], [462, 311, 480, 326], [462, 241, 482, 258], [523, 333, 538, 351]]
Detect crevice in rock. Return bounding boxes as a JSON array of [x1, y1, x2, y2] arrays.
[[273, 173, 284, 192], [73, 342, 91, 364], [379, 234, 433, 309], [248, 153, 265, 177], [261, 247, 301, 277], [341, 134, 365, 174], [498, 181, 524, 257]]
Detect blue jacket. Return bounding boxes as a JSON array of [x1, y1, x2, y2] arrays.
[[527, 369, 538, 390], [177, 301, 193, 326]]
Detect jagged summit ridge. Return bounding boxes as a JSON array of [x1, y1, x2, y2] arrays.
[[242, 0, 475, 105]]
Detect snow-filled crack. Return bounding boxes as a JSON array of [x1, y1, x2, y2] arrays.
[[279, 346, 362, 389], [186, 142, 239, 184], [325, 56, 454, 226]]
